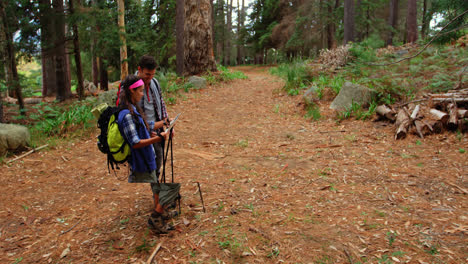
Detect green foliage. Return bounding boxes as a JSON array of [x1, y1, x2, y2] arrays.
[[218, 66, 248, 82], [336, 101, 377, 121], [26, 101, 95, 147], [305, 103, 321, 121], [270, 61, 310, 95], [427, 73, 455, 93]]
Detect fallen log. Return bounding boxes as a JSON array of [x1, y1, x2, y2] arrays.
[[431, 97, 468, 103], [458, 109, 468, 118], [414, 120, 431, 138], [430, 109, 449, 124], [428, 120, 444, 134], [395, 108, 410, 140], [376, 105, 396, 121], [458, 119, 468, 133], [410, 105, 420, 120], [447, 103, 458, 131]]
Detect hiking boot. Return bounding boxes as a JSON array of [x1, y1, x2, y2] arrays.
[[151, 210, 178, 221], [147, 214, 168, 234]]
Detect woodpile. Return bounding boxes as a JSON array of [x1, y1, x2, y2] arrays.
[[376, 89, 468, 140], [317, 44, 351, 70]]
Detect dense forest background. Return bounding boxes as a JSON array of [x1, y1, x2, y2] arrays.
[[0, 0, 467, 121]]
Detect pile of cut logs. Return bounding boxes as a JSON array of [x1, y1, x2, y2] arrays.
[[376, 88, 468, 140]]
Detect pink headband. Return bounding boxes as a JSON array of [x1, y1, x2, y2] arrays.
[[129, 79, 144, 89]]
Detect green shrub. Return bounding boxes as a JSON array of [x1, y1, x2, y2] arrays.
[[270, 61, 310, 95]]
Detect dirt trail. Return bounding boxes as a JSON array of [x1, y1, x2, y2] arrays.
[[1, 66, 467, 263]]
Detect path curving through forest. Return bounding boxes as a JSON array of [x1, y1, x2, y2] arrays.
[[1, 66, 467, 263]]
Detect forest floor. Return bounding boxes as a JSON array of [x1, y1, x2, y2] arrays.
[[1, 66, 467, 264]]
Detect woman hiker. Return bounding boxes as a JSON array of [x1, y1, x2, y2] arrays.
[[118, 74, 177, 233]]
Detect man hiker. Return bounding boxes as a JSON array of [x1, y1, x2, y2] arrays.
[[136, 55, 178, 229]]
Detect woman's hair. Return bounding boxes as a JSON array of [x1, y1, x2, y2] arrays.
[[119, 74, 150, 131]]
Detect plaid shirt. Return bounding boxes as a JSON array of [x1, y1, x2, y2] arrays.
[[121, 112, 141, 147], [135, 74, 168, 123]]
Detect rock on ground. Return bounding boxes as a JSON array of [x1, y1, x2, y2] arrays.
[[330, 81, 375, 111], [303, 85, 319, 106], [188, 76, 207, 89], [0, 123, 30, 156]]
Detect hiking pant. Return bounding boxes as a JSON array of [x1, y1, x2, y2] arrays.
[[150, 141, 164, 195]]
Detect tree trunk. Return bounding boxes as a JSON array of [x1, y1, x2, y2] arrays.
[[69, 0, 84, 99], [355, 0, 362, 41], [327, 0, 340, 49], [184, 0, 217, 75], [91, 0, 99, 87], [343, 0, 355, 44], [0, 0, 24, 111], [225, 0, 232, 66], [0, 2, 6, 121], [236, 0, 241, 65], [420, 0, 433, 39], [53, 0, 72, 101], [39, 0, 56, 97], [176, 0, 185, 75], [218, 0, 225, 64], [386, 0, 399, 46], [117, 0, 128, 80], [99, 59, 108, 91], [406, 0, 418, 43]]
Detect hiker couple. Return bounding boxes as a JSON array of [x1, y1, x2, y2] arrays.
[[117, 55, 178, 233]]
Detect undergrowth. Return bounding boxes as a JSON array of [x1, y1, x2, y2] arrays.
[[270, 37, 468, 121]]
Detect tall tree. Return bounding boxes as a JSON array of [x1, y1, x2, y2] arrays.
[[0, 0, 24, 111], [225, 0, 233, 65], [184, 0, 216, 75], [406, 0, 418, 43], [69, 0, 84, 99], [117, 0, 128, 80], [343, 0, 355, 44], [214, 0, 225, 64], [39, 0, 57, 97], [176, 0, 184, 75], [326, 0, 340, 49], [386, 0, 399, 46], [52, 0, 72, 101]]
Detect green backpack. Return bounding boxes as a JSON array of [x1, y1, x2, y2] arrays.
[[97, 106, 131, 171]]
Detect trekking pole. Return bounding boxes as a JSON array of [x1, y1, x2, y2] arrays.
[[170, 128, 174, 183], [196, 182, 206, 213]]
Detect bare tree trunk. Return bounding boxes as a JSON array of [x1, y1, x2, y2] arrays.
[[406, 0, 418, 43], [91, 0, 99, 87], [420, 0, 433, 39], [117, 0, 128, 80], [225, 0, 232, 66], [53, 0, 72, 101], [240, 0, 245, 64], [386, 0, 399, 46], [0, 0, 24, 111], [69, 0, 84, 99], [99, 59, 108, 91], [343, 0, 355, 44], [39, 0, 56, 96], [176, 0, 185, 75], [184, 0, 217, 75], [236, 0, 241, 65], [327, 0, 339, 49]]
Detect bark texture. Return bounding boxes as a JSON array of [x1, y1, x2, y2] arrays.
[[70, 0, 85, 99], [386, 0, 399, 46], [176, 0, 185, 75], [118, 0, 128, 80], [0, 0, 24, 110], [184, 0, 217, 75], [406, 0, 418, 43], [343, 0, 355, 44]]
